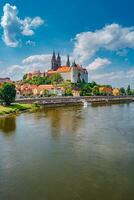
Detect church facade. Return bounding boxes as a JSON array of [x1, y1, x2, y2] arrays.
[[47, 52, 88, 83]]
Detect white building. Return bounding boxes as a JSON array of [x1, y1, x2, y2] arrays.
[[47, 52, 88, 83]]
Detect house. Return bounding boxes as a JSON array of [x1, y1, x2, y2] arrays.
[[112, 88, 120, 96], [16, 84, 65, 97], [99, 86, 112, 95]]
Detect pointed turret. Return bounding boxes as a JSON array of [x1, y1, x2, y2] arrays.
[[72, 60, 77, 67], [51, 51, 57, 70], [57, 52, 61, 67], [66, 55, 70, 67]]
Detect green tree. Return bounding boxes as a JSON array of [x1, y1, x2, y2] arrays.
[[120, 87, 126, 96], [48, 73, 63, 84], [90, 81, 97, 88], [92, 86, 100, 95], [0, 82, 16, 105], [80, 84, 92, 96], [126, 85, 131, 95], [65, 88, 73, 96], [23, 74, 27, 80]]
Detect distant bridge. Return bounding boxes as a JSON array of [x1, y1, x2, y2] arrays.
[[15, 96, 134, 106]]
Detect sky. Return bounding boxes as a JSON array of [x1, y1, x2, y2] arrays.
[[0, 0, 134, 88]]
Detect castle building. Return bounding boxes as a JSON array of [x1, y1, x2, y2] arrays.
[[25, 52, 88, 83], [49, 52, 88, 83]]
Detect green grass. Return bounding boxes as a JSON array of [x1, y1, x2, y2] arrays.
[[0, 103, 39, 115]]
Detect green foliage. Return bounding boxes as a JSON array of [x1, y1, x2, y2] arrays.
[[23, 74, 27, 80], [65, 88, 73, 96], [120, 87, 126, 96], [80, 83, 92, 96], [0, 82, 16, 105], [24, 76, 51, 85], [92, 86, 100, 95], [23, 73, 63, 85], [48, 73, 63, 84], [126, 85, 131, 95]]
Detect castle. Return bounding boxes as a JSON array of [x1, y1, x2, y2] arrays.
[[26, 52, 88, 83]]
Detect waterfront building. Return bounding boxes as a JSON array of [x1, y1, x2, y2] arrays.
[[16, 84, 65, 97], [99, 86, 113, 95], [112, 88, 120, 96]]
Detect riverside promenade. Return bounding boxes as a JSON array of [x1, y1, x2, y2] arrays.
[[15, 96, 134, 106]]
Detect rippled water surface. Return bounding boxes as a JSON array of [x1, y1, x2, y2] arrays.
[[0, 103, 134, 200]]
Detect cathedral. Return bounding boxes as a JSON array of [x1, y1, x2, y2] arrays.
[[48, 52, 88, 83], [26, 52, 88, 83]]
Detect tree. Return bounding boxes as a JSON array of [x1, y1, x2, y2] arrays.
[[49, 73, 63, 84], [80, 84, 92, 96], [92, 86, 100, 95], [65, 88, 73, 96], [120, 87, 126, 96], [0, 82, 16, 105], [23, 74, 27, 80], [126, 85, 131, 95]]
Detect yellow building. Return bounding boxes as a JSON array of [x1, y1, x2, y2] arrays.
[[112, 88, 120, 96]]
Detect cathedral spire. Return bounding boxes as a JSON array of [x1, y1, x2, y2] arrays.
[[52, 51, 56, 58], [57, 52, 61, 67], [72, 60, 77, 67], [66, 55, 70, 67], [51, 51, 57, 70]]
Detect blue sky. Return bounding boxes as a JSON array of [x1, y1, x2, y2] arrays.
[[0, 0, 134, 87]]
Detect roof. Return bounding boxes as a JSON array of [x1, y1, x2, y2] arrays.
[[38, 85, 64, 90], [47, 66, 71, 74], [56, 66, 71, 73]]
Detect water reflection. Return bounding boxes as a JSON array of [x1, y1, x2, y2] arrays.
[[44, 106, 84, 138], [0, 116, 16, 135]]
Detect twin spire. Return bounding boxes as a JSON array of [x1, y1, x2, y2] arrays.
[[51, 51, 71, 70]]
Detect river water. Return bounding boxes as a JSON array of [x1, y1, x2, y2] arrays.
[[0, 103, 134, 200]]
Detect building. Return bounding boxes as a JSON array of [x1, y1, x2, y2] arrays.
[[16, 84, 65, 97], [25, 52, 88, 83], [49, 52, 88, 83], [112, 88, 120, 96], [99, 86, 113, 95], [26, 71, 45, 80], [0, 77, 12, 87]]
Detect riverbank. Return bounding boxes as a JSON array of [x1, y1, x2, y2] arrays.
[[15, 96, 134, 106], [0, 96, 133, 116], [0, 103, 39, 116]]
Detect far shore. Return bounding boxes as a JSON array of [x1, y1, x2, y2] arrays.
[[0, 96, 133, 117]]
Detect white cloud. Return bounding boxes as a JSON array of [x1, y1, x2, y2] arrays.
[[87, 58, 111, 71], [73, 23, 134, 63], [0, 3, 44, 47], [90, 70, 134, 87], [22, 16, 44, 36]]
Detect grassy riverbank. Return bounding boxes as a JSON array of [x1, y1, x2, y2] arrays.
[[0, 103, 39, 116]]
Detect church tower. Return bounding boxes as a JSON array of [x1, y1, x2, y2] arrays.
[[66, 55, 70, 67], [51, 51, 57, 70], [57, 53, 61, 67]]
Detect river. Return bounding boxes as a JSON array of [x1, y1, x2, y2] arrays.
[[0, 103, 134, 200]]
